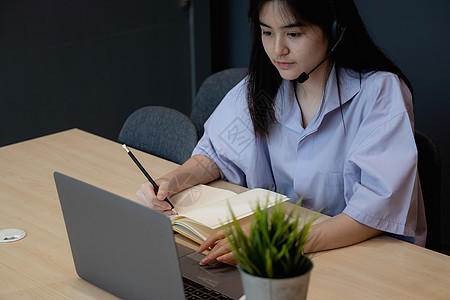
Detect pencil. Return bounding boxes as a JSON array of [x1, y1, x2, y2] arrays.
[[122, 144, 175, 210]]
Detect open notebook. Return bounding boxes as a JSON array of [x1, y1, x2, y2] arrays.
[[169, 185, 289, 244]]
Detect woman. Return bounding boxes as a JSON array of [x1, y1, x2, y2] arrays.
[[137, 0, 426, 266]]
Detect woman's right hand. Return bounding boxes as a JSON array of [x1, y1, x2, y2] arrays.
[[135, 155, 220, 215], [136, 179, 176, 215]]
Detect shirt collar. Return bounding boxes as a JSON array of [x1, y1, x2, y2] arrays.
[[321, 64, 361, 116], [303, 65, 361, 134], [274, 65, 361, 134]]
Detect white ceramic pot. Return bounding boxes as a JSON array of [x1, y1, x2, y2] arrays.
[[239, 262, 313, 300]]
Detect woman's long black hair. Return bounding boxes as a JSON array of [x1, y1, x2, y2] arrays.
[[247, 0, 413, 138]]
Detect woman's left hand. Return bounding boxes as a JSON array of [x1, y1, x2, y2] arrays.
[[196, 229, 238, 266]]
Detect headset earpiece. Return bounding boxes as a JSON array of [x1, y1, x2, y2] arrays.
[[329, 0, 346, 44], [331, 19, 339, 42]]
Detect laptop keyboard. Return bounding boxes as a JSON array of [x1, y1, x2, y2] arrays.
[[183, 277, 233, 300]]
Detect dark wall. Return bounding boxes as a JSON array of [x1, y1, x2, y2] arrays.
[[210, 0, 250, 72], [213, 0, 450, 250], [0, 0, 192, 146]]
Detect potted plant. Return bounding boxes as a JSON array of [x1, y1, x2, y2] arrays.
[[226, 198, 317, 300]]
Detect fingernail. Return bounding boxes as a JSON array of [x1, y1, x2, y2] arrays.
[[199, 259, 206, 266]]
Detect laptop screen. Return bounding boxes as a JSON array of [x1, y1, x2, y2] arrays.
[[54, 172, 243, 299]]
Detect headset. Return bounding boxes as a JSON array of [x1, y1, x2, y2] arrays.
[[297, 0, 347, 83], [330, 0, 346, 44]]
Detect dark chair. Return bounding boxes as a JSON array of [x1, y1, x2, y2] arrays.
[[415, 130, 442, 252], [190, 68, 247, 138], [118, 106, 198, 165]]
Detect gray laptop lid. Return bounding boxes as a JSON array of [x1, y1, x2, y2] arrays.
[[54, 172, 243, 300]]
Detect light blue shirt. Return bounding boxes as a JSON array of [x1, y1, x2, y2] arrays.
[[192, 66, 427, 246]]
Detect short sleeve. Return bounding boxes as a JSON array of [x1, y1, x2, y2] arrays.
[[342, 74, 421, 238], [192, 78, 275, 189]]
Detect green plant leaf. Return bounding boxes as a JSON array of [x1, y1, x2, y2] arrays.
[[265, 248, 273, 278], [226, 195, 315, 278]]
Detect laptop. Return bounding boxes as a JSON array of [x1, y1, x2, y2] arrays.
[[54, 172, 243, 300]]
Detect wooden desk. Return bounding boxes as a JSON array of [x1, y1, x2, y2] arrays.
[[1, 129, 449, 299]]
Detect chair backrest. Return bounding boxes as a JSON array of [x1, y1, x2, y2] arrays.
[[415, 130, 442, 252], [118, 106, 198, 165], [190, 68, 247, 138]]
